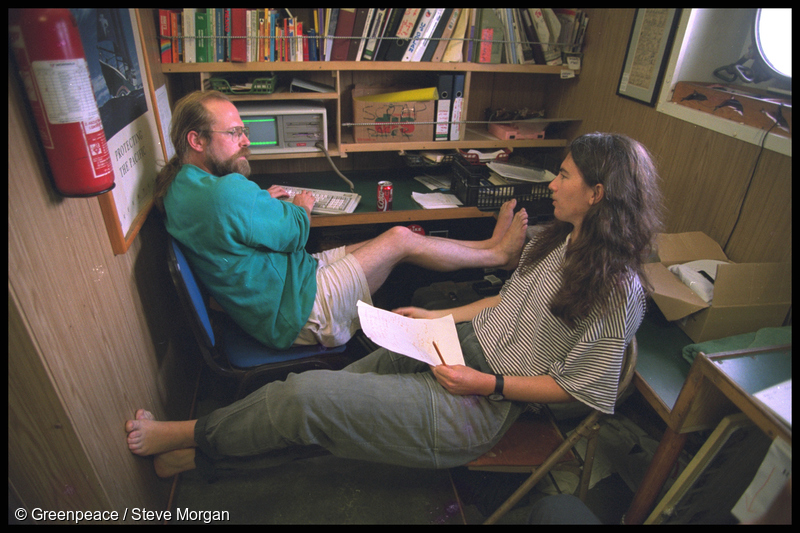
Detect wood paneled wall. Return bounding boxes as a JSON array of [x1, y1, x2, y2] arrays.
[[544, 9, 792, 264], [8, 62, 196, 520]]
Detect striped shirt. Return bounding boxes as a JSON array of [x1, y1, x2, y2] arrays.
[[472, 237, 646, 414]]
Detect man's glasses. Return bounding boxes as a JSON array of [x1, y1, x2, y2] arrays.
[[205, 126, 250, 141]]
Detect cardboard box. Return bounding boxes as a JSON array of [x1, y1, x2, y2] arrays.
[[352, 86, 436, 143], [644, 232, 792, 343]]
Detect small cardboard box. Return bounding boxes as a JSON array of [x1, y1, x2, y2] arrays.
[[644, 232, 792, 343], [352, 86, 436, 143]]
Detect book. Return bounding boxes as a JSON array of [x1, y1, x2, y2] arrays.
[[347, 8, 371, 61], [435, 74, 454, 141], [182, 9, 196, 63], [430, 8, 461, 62], [477, 9, 504, 64], [374, 9, 402, 61], [442, 9, 469, 62], [384, 8, 421, 61], [449, 74, 466, 141], [361, 8, 388, 61], [158, 9, 174, 63], [230, 8, 247, 62], [421, 8, 453, 62], [403, 8, 445, 62], [330, 8, 356, 61], [196, 11, 210, 63]]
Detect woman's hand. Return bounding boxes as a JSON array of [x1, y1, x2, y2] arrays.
[[430, 364, 494, 396], [392, 306, 437, 320]]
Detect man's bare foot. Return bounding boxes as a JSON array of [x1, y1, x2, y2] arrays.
[[154, 448, 197, 478], [125, 409, 196, 457]]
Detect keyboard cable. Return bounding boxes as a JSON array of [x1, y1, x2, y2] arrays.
[[316, 141, 355, 193]]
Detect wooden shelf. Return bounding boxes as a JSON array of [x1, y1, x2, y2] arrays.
[[338, 129, 567, 155], [158, 40, 580, 161], [162, 61, 572, 75]]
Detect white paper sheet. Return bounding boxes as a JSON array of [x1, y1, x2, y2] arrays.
[[356, 301, 465, 366], [411, 191, 463, 209], [732, 437, 792, 522]]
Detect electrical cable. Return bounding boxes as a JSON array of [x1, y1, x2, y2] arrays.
[[316, 141, 355, 193], [722, 110, 780, 251]]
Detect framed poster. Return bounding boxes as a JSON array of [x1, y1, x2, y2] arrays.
[[617, 9, 681, 106], [71, 8, 169, 254]]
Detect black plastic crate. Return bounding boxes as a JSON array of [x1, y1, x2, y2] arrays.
[[451, 159, 552, 210]]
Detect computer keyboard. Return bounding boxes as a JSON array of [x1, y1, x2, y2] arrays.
[[282, 186, 361, 215]]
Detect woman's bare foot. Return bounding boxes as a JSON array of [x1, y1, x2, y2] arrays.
[[154, 448, 197, 478], [125, 409, 197, 457]]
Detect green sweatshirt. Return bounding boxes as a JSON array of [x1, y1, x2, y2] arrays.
[[164, 165, 318, 349]]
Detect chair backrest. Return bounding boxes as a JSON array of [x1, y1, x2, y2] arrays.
[[616, 336, 638, 401], [167, 236, 215, 348]]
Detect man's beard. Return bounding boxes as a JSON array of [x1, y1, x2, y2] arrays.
[[206, 147, 252, 177]]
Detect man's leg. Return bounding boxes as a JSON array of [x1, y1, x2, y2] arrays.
[[348, 208, 527, 293]]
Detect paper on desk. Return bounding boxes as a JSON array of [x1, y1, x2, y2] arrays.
[[356, 300, 464, 366], [754, 379, 791, 426], [411, 191, 463, 209], [414, 174, 451, 190], [732, 437, 792, 523]]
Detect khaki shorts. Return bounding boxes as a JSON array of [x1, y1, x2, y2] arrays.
[[293, 246, 372, 347]]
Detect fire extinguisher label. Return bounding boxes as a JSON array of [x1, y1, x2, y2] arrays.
[[32, 59, 102, 130], [31, 58, 112, 179]]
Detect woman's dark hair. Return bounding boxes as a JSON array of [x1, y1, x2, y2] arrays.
[[524, 132, 665, 327], [152, 90, 232, 213]]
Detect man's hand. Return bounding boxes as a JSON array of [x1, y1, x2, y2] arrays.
[[292, 190, 316, 218], [267, 185, 289, 199]]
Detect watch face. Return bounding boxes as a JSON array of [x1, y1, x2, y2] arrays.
[[488, 393, 504, 401]]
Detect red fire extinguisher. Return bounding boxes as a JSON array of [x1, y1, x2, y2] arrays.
[[9, 9, 115, 197]]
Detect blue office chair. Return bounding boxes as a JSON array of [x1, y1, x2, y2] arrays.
[[167, 236, 349, 399]]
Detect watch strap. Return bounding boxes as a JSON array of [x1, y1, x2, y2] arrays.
[[494, 374, 504, 396]]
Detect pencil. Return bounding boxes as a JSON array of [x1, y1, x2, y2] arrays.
[[432, 341, 446, 366]]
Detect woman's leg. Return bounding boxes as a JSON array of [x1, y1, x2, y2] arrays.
[[127, 324, 524, 476]]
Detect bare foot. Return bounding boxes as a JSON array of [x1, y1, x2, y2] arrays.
[[495, 209, 528, 270], [154, 448, 197, 478], [488, 200, 517, 246], [125, 409, 196, 457]]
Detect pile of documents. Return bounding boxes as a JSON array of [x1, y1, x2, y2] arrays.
[[486, 161, 556, 185]]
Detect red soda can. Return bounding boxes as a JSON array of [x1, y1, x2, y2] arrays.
[[377, 180, 393, 211]]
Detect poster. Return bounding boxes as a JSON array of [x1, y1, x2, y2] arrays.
[[71, 8, 162, 251]]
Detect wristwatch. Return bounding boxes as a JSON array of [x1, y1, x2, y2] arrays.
[[488, 374, 505, 401]]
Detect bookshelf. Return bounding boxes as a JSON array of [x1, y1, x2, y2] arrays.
[[152, 9, 582, 161], [161, 61, 576, 159]]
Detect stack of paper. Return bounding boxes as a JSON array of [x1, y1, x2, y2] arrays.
[[411, 192, 463, 209], [487, 162, 556, 183]]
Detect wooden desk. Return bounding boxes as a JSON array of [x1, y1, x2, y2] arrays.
[[626, 336, 792, 524], [252, 168, 498, 228]]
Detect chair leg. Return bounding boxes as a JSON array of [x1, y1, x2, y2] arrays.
[[483, 411, 602, 524], [576, 422, 601, 501]]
